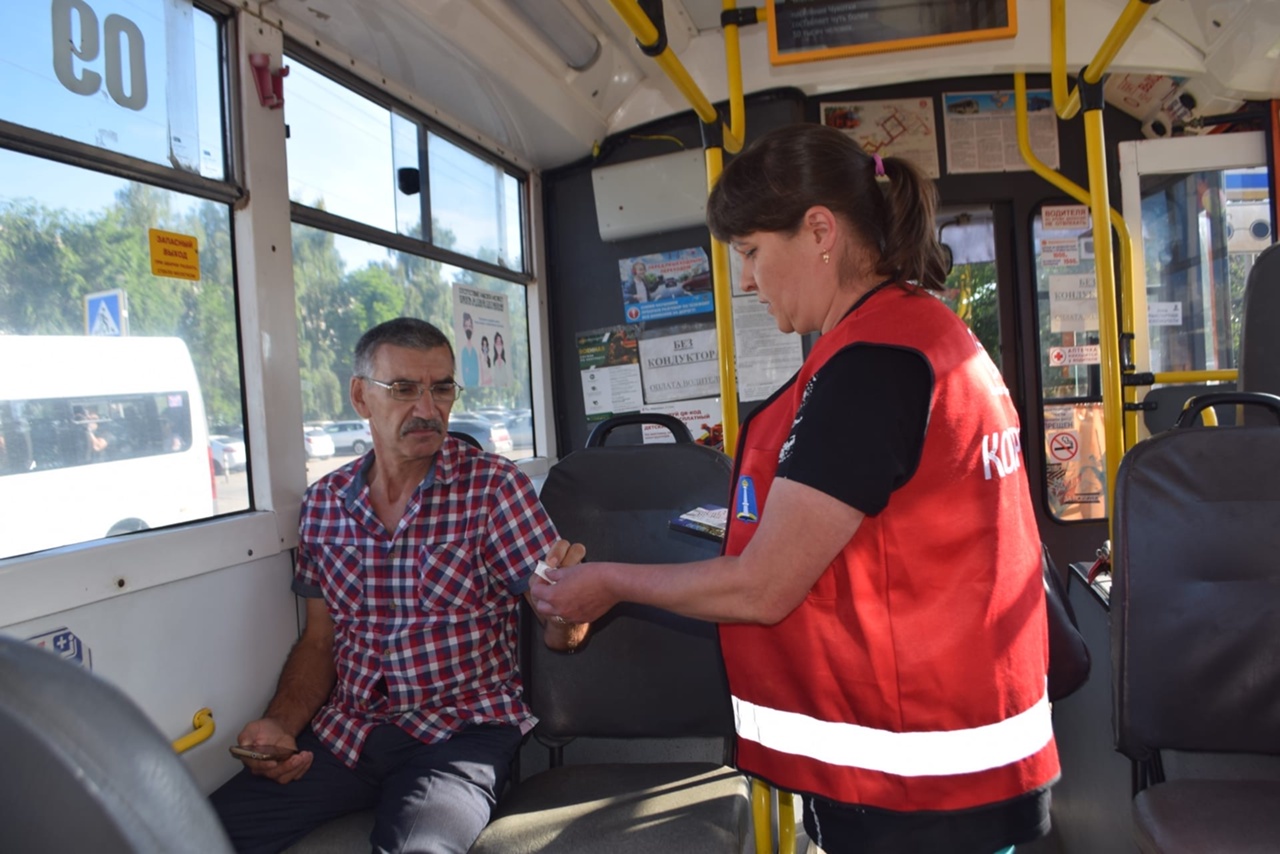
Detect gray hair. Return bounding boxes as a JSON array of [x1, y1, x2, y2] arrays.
[[353, 317, 454, 377]]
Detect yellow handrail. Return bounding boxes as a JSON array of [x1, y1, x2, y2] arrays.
[[706, 145, 742, 452], [606, 0, 744, 155], [751, 778, 772, 854], [1050, 0, 1154, 120], [1149, 370, 1238, 385], [171, 707, 215, 754], [1014, 73, 1142, 451]]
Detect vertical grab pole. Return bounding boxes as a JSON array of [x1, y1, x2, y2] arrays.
[[704, 135, 741, 453], [1079, 74, 1125, 539]]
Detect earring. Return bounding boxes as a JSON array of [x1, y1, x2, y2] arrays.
[[822, 251, 830, 265]]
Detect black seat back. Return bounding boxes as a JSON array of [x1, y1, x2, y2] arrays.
[[527, 413, 734, 742], [0, 635, 233, 854], [1240, 243, 1280, 424], [1112, 392, 1280, 762]]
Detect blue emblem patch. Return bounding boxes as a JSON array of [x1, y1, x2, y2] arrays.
[[27, 627, 93, 670], [735, 475, 759, 523]]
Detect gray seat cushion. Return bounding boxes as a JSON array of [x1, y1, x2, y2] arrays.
[[470, 762, 750, 854], [1133, 779, 1280, 853]]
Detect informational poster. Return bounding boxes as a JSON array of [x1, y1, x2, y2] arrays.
[[1044, 402, 1107, 521], [641, 398, 724, 450], [576, 325, 643, 422], [820, 98, 940, 178], [1039, 238, 1082, 268], [1048, 274, 1098, 334], [638, 325, 720, 405], [619, 248, 713, 324], [732, 297, 803, 401], [727, 248, 805, 401], [766, 0, 1016, 66], [453, 285, 513, 390], [943, 90, 1059, 174], [1148, 302, 1183, 327]]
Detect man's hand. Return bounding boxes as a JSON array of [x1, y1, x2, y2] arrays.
[[528, 540, 589, 652], [233, 718, 313, 784]]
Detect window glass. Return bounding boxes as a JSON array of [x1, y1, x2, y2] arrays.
[[0, 0, 225, 179], [285, 60, 395, 231], [428, 132, 524, 271], [0, 147, 247, 558], [1141, 166, 1270, 374], [292, 225, 533, 485], [935, 210, 1000, 371], [1033, 206, 1106, 522]]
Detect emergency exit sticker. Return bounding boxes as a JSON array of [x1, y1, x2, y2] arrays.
[[149, 228, 201, 281], [1048, 345, 1101, 366]]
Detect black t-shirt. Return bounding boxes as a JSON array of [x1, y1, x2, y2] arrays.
[[775, 344, 932, 516]]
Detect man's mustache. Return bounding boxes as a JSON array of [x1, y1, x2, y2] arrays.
[[400, 417, 444, 437]]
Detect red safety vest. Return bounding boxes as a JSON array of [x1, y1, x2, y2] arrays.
[[720, 285, 1059, 812]]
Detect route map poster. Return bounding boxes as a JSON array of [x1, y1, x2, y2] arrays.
[[821, 98, 940, 178]]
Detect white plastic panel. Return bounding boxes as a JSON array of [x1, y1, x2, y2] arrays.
[[592, 149, 708, 241]]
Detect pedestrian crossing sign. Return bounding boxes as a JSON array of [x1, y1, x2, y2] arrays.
[[85, 289, 127, 336]]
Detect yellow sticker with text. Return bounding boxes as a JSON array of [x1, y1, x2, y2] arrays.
[[148, 228, 200, 281]]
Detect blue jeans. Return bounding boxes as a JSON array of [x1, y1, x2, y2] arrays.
[[210, 723, 522, 854]]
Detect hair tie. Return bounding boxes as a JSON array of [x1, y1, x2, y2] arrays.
[[872, 154, 886, 177]]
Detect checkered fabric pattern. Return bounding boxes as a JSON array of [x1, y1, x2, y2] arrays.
[[294, 437, 557, 768]]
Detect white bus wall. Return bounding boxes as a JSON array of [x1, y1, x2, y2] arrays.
[[1, 552, 298, 793]]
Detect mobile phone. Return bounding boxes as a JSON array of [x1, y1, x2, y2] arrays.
[[229, 744, 299, 762]]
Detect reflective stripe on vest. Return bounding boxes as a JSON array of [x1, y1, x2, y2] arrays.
[[732, 689, 1053, 777]]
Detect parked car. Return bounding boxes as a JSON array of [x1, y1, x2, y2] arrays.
[[323, 419, 372, 454], [303, 427, 335, 459], [473, 407, 534, 451], [448, 411, 513, 454], [209, 435, 247, 474]]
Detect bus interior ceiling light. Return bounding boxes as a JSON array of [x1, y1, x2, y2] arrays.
[[506, 0, 601, 71]]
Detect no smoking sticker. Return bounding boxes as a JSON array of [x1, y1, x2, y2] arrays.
[[1049, 431, 1079, 462]]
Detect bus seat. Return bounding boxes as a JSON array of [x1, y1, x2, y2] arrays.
[[1240, 243, 1280, 423], [0, 635, 234, 854], [1111, 392, 1280, 853], [470, 413, 750, 853]]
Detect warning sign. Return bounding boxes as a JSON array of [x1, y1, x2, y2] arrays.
[[1048, 431, 1080, 462], [1048, 345, 1101, 366], [148, 228, 201, 281], [1042, 204, 1090, 231]]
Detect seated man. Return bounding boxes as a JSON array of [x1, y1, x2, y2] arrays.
[[212, 318, 587, 854]]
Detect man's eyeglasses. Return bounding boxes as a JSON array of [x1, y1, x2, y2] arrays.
[[360, 376, 461, 403]]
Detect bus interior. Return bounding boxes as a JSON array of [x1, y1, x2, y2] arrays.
[[2, 0, 1279, 851]]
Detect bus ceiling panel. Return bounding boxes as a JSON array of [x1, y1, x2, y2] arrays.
[[271, 0, 645, 170], [599, 0, 1210, 138]]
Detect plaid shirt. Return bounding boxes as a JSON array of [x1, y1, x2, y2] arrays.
[[293, 437, 557, 768]]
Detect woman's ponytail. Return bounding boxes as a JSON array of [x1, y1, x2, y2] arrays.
[[874, 156, 949, 291]]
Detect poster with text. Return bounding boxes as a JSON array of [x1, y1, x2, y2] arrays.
[[943, 89, 1059, 174], [728, 248, 806, 400], [576, 325, 643, 422], [820, 98, 940, 178], [641, 398, 724, 450], [620, 248, 713, 324], [453, 285, 513, 390], [638, 324, 720, 404]]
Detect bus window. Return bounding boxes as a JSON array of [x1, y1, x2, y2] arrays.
[[285, 55, 537, 484], [1033, 206, 1107, 522], [936, 208, 1001, 371], [0, 3, 247, 557]]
